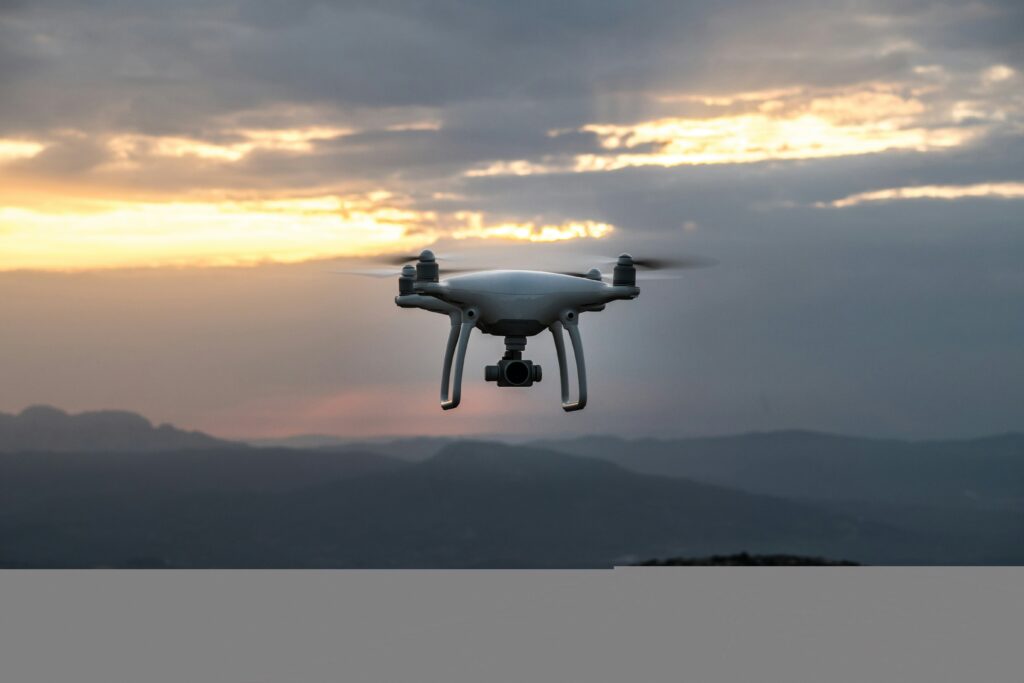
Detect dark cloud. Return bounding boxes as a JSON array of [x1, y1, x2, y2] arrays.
[[3, 0, 1001, 134]]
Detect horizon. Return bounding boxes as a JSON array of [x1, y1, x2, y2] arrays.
[[4, 403, 1022, 445]]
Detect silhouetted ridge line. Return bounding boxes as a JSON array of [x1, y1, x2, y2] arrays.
[[0, 405, 238, 452], [633, 552, 859, 566]]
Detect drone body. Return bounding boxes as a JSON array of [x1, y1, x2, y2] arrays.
[[394, 250, 640, 411]]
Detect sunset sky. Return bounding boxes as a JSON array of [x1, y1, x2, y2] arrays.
[[1, 0, 1022, 438]]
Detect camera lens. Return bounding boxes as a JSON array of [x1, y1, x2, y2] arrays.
[[503, 360, 530, 386]]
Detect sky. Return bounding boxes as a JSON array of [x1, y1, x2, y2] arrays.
[[1, 0, 1022, 439]]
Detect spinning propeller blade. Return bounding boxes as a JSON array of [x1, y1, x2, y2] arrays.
[[326, 248, 479, 277], [591, 254, 718, 270], [358, 250, 467, 266], [561, 253, 717, 281], [327, 266, 481, 277], [326, 268, 405, 278]]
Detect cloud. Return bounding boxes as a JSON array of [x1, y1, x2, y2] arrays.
[[0, 137, 44, 161], [819, 181, 1024, 207], [0, 189, 616, 270]]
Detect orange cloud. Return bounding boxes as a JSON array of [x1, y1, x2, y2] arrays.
[[0, 192, 613, 271], [0, 138, 46, 162], [103, 126, 352, 166], [469, 85, 991, 176], [820, 182, 1024, 207], [450, 212, 614, 242]]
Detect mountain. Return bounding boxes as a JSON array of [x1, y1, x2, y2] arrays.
[[0, 440, 932, 568], [0, 446, 407, 499], [635, 552, 859, 566], [246, 434, 363, 449], [330, 436, 460, 462], [0, 405, 237, 452], [0, 445, 409, 568], [530, 431, 1024, 507], [530, 432, 1024, 564], [265, 442, 924, 567], [3, 411, 1024, 568]]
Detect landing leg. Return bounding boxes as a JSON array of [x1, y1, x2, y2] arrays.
[[440, 308, 477, 410], [549, 311, 587, 411]]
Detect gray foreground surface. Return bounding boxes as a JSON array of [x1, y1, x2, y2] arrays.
[[2, 569, 1023, 683]]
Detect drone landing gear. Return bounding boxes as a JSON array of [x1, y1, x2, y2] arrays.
[[549, 311, 587, 412], [437, 307, 587, 412], [440, 307, 478, 410]]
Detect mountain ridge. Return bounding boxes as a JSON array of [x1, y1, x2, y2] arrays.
[[3, 419, 1023, 566], [0, 405, 237, 453]]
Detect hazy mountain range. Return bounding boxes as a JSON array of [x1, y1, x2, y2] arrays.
[[1, 407, 1022, 567], [0, 405, 233, 452]]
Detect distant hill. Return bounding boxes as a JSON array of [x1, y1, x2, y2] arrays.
[[3, 412, 1024, 567], [0, 405, 237, 452], [1, 440, 932, 568], [0, 446, 407, 499], [531, 431, 1024, 506], [529, 432, 1024, 564], [250, 435, 458, 462], [246, 434, 364, 449], [634, 553, 859, 566]]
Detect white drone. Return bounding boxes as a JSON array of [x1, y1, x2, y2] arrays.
[[344, 249, 710, 411]]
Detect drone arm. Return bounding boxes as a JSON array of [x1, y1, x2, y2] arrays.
[[440, 308, 477, 410], [549, 313, 587, 412]]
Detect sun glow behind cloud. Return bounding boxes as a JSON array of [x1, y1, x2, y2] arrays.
[[0, 109, 623, 270], [1, 63, 1016, 271], [0, 138, 46, 161], [450, 212, 614, 242], [468, 86, 990, 176], [104, 126, 352, 164], [820, 182, 1024, 207], [0, 195, 422, 270], [0, 192, 615, 271]]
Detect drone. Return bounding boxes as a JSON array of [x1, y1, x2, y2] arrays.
[[386, 249, 645, 412], [338, 248, 709, 412]]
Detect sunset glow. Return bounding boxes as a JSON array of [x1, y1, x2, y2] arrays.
[[0, 76, 1004, 272], [469, 87, 986, 175], [0, 195, 421, 270], [105, 126, 352, 164], [822, 182, 1024, 207], [0, 53, 1018, 272], [450, 212, 614, 242], [0, 138, 46, 161], [0, 194, 615, 271]]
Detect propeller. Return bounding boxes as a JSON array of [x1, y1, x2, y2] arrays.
[[597, 254, 718, 271], [377, 253, 429, 266], [328, 266, 480, 278], [326, 268, 407, 278], [561, 253, 717, 281], [366, 249, 467, 266], [325, 248, 480, 277]]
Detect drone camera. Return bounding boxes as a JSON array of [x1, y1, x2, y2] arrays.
[[486, 358, 542, 387]]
